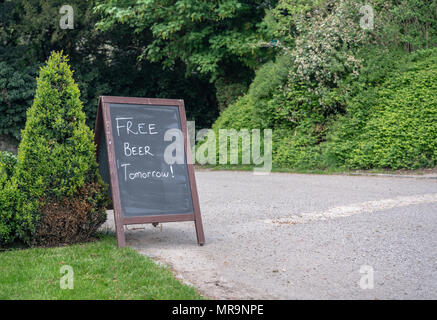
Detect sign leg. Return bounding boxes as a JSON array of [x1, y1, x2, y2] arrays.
[[115, 213, 126, 247], [194, 217, 205, 246]]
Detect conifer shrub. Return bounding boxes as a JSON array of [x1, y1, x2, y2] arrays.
[[0, 151, 17, 185], [0, 152, 18, 245], [0, 52, 108, 246]]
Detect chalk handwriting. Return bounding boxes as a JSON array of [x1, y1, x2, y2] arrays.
[[115, 117, 157, 136], [121, 163, 172, 181], [123, 142, 154, 157]]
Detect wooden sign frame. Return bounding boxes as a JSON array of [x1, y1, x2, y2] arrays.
[[94, 96, 205, 247]]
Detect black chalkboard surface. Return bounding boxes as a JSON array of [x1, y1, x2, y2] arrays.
[[95, 96, 204, 247], [109, 103, 194, 217]]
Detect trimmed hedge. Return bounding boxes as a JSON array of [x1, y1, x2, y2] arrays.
[[209, 48, 437, 170], [0, 151, 17, 184], [325, 49, 437, 169], [0, 52, 109, 246]]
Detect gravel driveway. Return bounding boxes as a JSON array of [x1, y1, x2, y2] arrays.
[[102, 170, 437, 299]]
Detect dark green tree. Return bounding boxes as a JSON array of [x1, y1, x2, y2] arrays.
[[95, 0, 277, 109], [0, 52, 109, 246], [0, 0, 220, 143], [95, 0, 276, 80]]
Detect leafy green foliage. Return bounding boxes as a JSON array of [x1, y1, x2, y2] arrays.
[[242, 0, 375, 132], [94, 0, 280, 111], [326, 49, 437, 169], [0, 150, 19, 245], [380, 0, 437, 52], [272, 125, 323, 169], [0, 62, 37, 139], [210, 0, 437, 171], [290, 0, 368, 93], [95, 0, 275, 81], [15, 53, 97, 198], [0, 181, 19, 245], [0, 151, 17, 184], [220, 54, 291, 129], [266, 0, 324, 46], [2, 0, 436, 175], [1, 0, 219, 141], [215, 76, 251, 112], [213, 95, 257, 132], [0, 52, 108, 246]]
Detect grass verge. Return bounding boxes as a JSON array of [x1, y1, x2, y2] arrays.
[[0, 234, 203, 300]]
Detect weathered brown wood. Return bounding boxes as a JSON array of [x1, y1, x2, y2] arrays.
[[123, 214, 195, 225], [94, 99, 114, 210], [93, 100, 103, 159], [178, 100, 205, 245], [100, 97, 126, 247], [95, 96, 205, 247]]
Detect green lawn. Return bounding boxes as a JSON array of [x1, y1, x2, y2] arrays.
[[0, 234, 203, 300]]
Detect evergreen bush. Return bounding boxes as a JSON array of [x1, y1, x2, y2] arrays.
[[0, 52, 108, 246]]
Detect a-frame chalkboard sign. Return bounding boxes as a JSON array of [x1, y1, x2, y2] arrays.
[[94, 96, 205, 247]]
